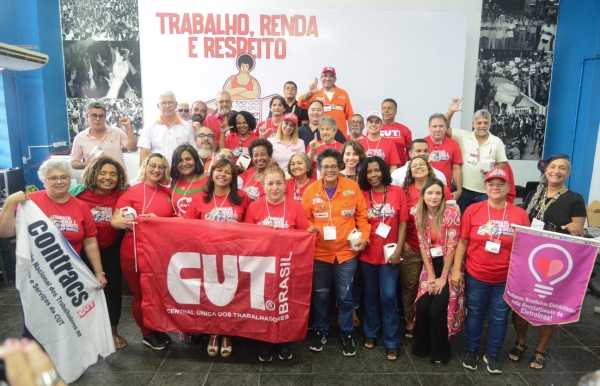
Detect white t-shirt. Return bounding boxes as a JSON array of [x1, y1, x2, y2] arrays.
[[138, 118, 195, 161], [451, 129, 507, 193], [390, 161, 447, 187]]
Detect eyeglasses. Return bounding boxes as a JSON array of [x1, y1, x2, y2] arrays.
[[217, 154, 234, 161], [159, 101, 176, 106], [148, 163, 166, 170], [196, 133, 215, 139], [47, 175, 70, 183], [321, 165, 339, 170], [349, 120, 364, 125], [89, 114, 106, 120], [176, 109, 189, 113]]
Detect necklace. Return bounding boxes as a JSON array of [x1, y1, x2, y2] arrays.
[[171, 174, 199, 214], [294, 177, 311, 198]]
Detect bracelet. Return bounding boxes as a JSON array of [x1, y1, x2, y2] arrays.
[[444, 265, 452, 269], [95, 271, 106, 276]]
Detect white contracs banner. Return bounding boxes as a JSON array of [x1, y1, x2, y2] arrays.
[[15, 202, 114, 384]]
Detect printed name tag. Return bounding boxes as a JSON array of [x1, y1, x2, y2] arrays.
[[375, 222, 391, 238], [314, 212, 329, 218], [324, 105, 332, 112], [485, 240, 501, 254], [531, 218, 545, 230], [430, 246, 443, 257], [468, 155, 479, 165], [323, 226, 337, 240]]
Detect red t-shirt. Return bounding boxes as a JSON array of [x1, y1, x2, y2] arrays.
[[183, 190, 250, 222], [28, 191, 98, 254], [381, 122, 412, 167], [76, 189, 122, 249], [244, 196, 309, 230], [224, 132, 259, 161], [461, 201, 530, 283], [170, 176, 209, 216], [285, 175, 318, 202], [360, 185, 409, 265], [239, 169, 266, 201], [116, 183, 174, 259], [424, 136, 463, 185], [357, 137, 401, 167], [306, 141, 343, 158], [405, 183, 453, 250]]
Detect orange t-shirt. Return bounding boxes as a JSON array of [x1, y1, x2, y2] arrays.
[[298, 86, 354, 134]]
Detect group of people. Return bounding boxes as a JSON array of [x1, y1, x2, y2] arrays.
[[480, 10, 557, 52], [1, 67, 589, 375], [61, 0, 139, 41]]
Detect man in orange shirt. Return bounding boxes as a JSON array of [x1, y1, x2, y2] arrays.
[[302, 149, 370, 357], [298, 67, 354, 135]]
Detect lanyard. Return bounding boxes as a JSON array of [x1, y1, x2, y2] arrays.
[[142, 183, 159, 215], [294, 178, 311, 200], [536, 186, 566, 220], [366, 137, 382, 155], [322, 184, 335, 227], [369, 187, 388, 224], [265, 199, 286, 228], [171, 175, 198, 214], [242, 170, 262, 190], [487, 202, 507, 241], [213, 189, 231, 214]]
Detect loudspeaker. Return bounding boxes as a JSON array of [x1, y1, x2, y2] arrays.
[[0, 168, 25, 203]]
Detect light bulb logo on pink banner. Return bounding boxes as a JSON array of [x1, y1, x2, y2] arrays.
[[505, 229, 599, 326]]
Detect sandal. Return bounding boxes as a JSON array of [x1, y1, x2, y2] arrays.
[[220, 336, 232, 358], [112, 334, 127, 349], [386, 348, 399, 361], [508, 341, 528, 362], [207, 335, 220, 357], [364, 337, 376, 349], [404, 328, 414, 340], [530, 351, 546, 370]]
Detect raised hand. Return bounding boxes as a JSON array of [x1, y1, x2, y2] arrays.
[[309, 77, 319, 94], [448, 97, 463, 112], [118, 117, 131, 128]]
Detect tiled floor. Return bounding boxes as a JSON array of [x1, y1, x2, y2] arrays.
[[2, 282, 600, 385]]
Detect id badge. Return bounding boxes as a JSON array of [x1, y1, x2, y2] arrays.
[[531, 218, 545, 230], [468, 154, 479, 165], [375, 222, 391, 238], [430, 246, 443, 257], [323, 105, 332, 112], [323, 226, 337, 240], [485, 240, 501, 254]]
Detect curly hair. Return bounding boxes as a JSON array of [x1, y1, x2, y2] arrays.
[[249, 138, 273, 158], [81, 155, 127, 191], [38, 159, 73, 183], [227, 111, 257, 133], [357, 157, 392, 191], [402, 156, 436, 201], [316, 149, 344, 170]]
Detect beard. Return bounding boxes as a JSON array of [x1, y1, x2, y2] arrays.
[[198, 148, 213, 159], [192, 114, 205, 125]]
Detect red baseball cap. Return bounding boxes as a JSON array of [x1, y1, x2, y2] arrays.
[[321, 66, 336, 76], [283, 112, 298, 125], [484, 168, 509, 183]]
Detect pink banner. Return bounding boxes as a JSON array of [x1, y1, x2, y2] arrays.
[[504, 227, 599, 325]]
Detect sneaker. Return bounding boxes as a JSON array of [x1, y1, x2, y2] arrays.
[[258, 346, 272, 362], [342, 334, 356, 357], [158, 331, 172, 345], [484, 354, 503, 374], [143, 332, 166, 350], [462, 351, 479, 370], [310, 332, 327, 352], [278, 345, 293, 360]]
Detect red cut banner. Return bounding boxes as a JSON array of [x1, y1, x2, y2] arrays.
[[135, 217, 316, 343]]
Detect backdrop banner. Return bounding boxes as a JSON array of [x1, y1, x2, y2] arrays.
[[15, 201, 114, 384], [135, 217, 316, 343], [504, 225, 599, 326]]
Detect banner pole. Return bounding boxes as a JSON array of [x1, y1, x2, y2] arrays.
[[511, 224, 600, 246]]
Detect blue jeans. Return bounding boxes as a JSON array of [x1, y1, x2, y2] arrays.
[[464, 271, 511, 357], [312, 257, 357, 338], [361, 261, 400, 349], [457, 188, 488, 215]]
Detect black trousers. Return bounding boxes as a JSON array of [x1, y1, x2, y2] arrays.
[[411, 257, 451, 363], [81, 239, 123, 327]]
